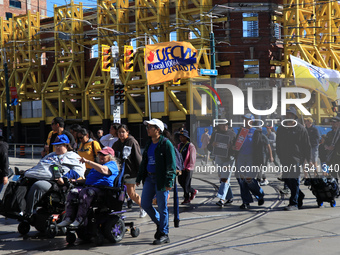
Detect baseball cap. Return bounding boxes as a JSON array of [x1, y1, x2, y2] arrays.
[[98, 147, 115, 156], [243, 113, 255, 121], [51, 134, 70, 145], [143, 118, 164, 132]]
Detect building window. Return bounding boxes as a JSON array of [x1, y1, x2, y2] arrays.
[[9, 0, 21, 8], [243, 13, 259, 37], [244, 59, 259, 78], [6, 12, 13, 20], [274, 23, 281, 39]]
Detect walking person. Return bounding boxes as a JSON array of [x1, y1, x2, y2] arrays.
[[77, 128, 102, 176], [207, 123, 236, 207], [234, 114, 273, 209], [112, 124, 146, 218], [325, 116, 340, 178], [304, 117, 320, 175], [100, 123, 119, 148], [41, 117, 75, 157], [201, 128, 211, 165], [0, 136, 9, 193], [276, 107, 311, 211], [176, 130, 197, 205], [136, 119, 176, 245], [69, 124, 82, 151]]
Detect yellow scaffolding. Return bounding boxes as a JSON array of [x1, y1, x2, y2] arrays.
[[283, 0, 339, 122], [0, 0, 227, 126]]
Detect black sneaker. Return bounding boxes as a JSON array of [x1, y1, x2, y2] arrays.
[[153, 234, 170, 245], [240, 203, 250, 209], [216, 200, 224, 207], [298, 193, 305, 209], [258, 198, 264, 206], [224, 199, 233, 205], [154, 226, 161, 239]]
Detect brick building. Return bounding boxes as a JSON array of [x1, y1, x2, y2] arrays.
[[0, 0, 47, 19]]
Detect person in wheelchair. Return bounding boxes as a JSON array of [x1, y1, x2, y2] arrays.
[[57, 146, 119, 228], [23, 134, 86, 218]]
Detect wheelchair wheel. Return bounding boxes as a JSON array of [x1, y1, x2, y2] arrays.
[[131, 227, 140, 238], [66, 232, 77, 245], [46, 221, 58, 238], [104, 217, 125, 243], [18, 222, 30, 235]]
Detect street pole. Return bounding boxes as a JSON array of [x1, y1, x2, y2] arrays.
[[3, 50, 11, 142], [209, 16, 218, 120], [145, 33, 151, 120]]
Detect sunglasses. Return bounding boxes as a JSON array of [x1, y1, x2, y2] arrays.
[[78, 136, 85, 140], [146, 125, 157, 130]]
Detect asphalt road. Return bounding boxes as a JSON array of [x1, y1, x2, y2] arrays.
[[1, 157, 340, 255]]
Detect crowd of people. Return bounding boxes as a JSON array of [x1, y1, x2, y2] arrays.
[[0, 109, 339, 245]]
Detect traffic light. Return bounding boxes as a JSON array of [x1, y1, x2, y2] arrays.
[[124, 45, 134, 72], [102, 45, 111, 72], [114, 83, 125, 105]]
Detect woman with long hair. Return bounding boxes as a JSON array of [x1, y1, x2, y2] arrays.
[[112, 124, 146, 217]]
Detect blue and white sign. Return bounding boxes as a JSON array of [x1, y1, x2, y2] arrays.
[[200, 69, 218, 76]]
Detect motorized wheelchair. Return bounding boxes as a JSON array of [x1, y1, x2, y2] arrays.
[[0, 167, 72, 238], [65, 146, 140, 245]]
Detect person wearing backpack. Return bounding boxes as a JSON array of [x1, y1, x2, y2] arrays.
[[176, 130, 197, 205], [207, 123, 236, 207], [234, 114, 273, 209], [136, 119, 176, 245]]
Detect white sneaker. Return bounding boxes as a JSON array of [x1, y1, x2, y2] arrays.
[[260, 179, 269, 186], [69, 220, 82, 228], [139, 208, 147, 218], [57, 218, 72, 227]]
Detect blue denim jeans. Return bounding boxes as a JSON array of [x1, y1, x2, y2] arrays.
[[237, 178, 264, 204], [217, 181, 233, 201], [215, 156, 233, 201], [141, 175, 169, 235], [284, 177, 304, 207]]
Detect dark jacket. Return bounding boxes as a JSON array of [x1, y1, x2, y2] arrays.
[[0, 141, 9, 181], [112, 135, 142, 179], [306, 125, 320, 148], [136, 135, 176, 191], [276, 123, 311, 165]]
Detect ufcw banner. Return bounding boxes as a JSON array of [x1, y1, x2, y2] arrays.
[[146, 41, 199, 85], [290, 55, 340, 101]]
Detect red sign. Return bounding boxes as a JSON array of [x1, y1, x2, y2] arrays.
[[10, 87, 18, 99], [234, 128, 249, 151]]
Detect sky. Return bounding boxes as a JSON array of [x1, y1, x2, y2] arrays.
[[46, 0, 97, 18]]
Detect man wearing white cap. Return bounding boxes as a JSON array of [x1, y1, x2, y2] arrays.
[[136, 118, 176, 245]]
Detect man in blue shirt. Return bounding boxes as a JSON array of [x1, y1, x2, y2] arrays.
[[235, 114, 273, 209]]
